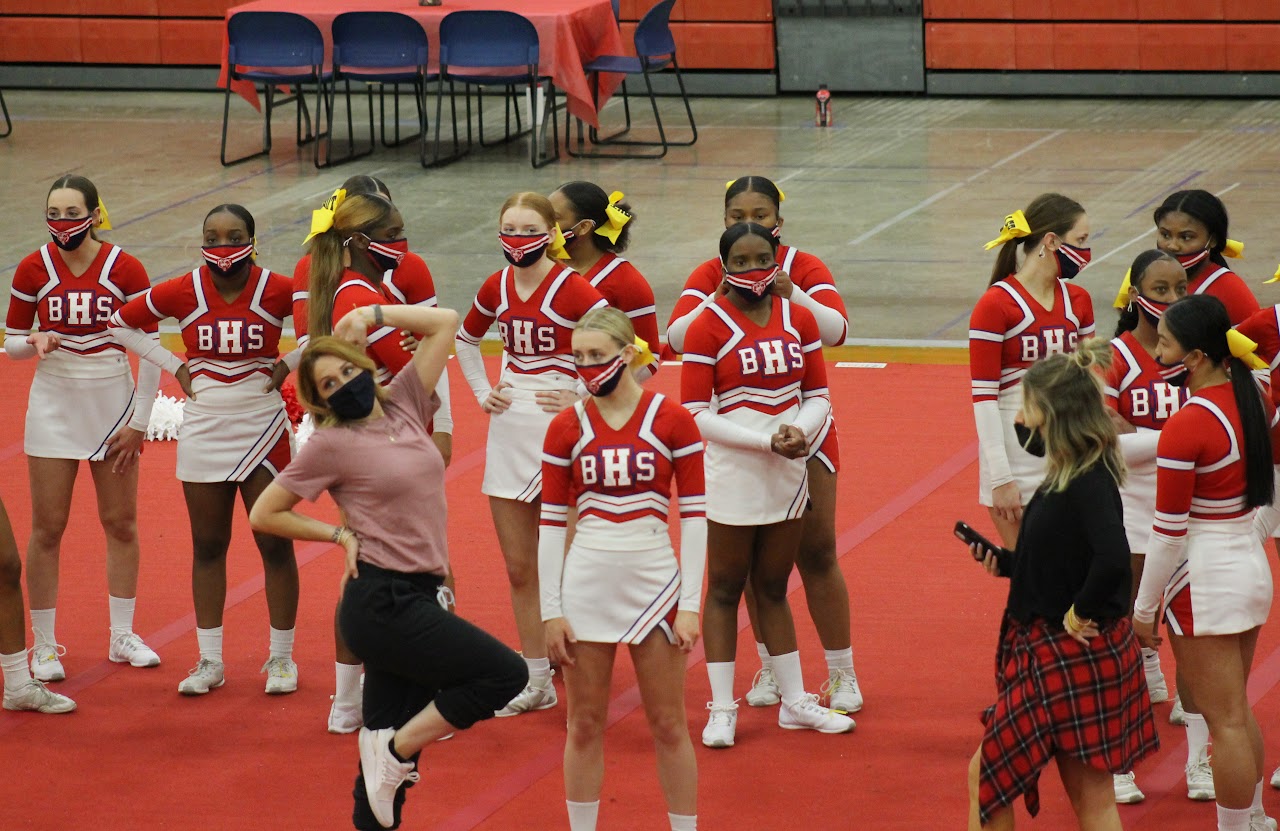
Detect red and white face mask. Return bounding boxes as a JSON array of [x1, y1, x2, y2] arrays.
[[366, 237, 409, 272], [500, 233, 551, 268], [201, 243, 255, 277], [1175, 249, 1210, 272], [722, 265, 779, 300], [577, 353, 628, 397], [47, 217, 95, 251]]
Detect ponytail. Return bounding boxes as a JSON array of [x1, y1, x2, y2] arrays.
[[307, 228, 344, 339], [990, 240, 1020, 288], [1229, 355, 1275, 508]]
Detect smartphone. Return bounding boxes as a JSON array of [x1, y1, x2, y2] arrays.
[[954, 521, 1011, 575]]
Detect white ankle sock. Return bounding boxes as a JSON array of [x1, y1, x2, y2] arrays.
[[335, 662, 362, 705], [269, 626, 294, 660], [108, 595, 135, 637], [1252, 780, 1264, 814], [707, 661, 735, 706], [526, 656, 551, 686], [1218, 804, 1252, 831], [566, 800, 599, 831], [1185, 712, 1210, 766], [30, 608, 56, 646], [771, 650, 806, 705], [196, 627, 223, 663], [1, 650, 30, 691], [824, 647, 854, 675], [755, 642, 772, 671], [669, 813, 697, 831]]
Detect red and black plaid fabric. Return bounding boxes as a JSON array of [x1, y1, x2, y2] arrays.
[[977, 614, 1160, 824]]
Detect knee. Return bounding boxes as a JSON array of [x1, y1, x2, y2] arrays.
[[98, 509, 138, 547], [750, 573, 790, 605], [255, 534, 296, 570], [192, 535, 231, 565], [567, 706, 608, 748], [503, 556, 536, 589], [28, 515, 69, 551], [795, 538, 837, 577], [0, 552, 20, 589], [706, 575, 746, 607], [646, 708, 689, 750]]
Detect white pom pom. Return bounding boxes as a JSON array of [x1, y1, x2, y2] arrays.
[[146, 394, 185, 441], [295, 412, 315, 448]]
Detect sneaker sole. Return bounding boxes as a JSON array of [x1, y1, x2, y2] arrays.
[[266, 685, 299, 695], [745, 694, 780, 707], [829, 699, 864, 714], [494, 698, 558, 718], [2, 699, 77, 714], [779, 719, 855, 734], [1146, 685, 1169, 704], [1115, 790, 1145, 804], [701, 737, 735, 748], [32, 670, 65, 683], [109, 655, 161, 668], [179, 678, 225, 696], [1187, 788, 1215, 801], [329, 723, 361, 734]]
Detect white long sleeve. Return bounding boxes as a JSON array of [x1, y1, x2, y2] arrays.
[[432, 364, 454, 434], [1117, 430, 1161, 466], [788, 287, 848, 347], [678, 515, 707, 613], [1254, 466, 1280, 544], [664, 294, 716, 354], [453, 336, 491, 406], [281, 346, 302, 372], [538, 523, 569, 620], [792, 394, 832, 443], [1134, 528, 1185, 624], [128, 352, 163, 431], [973, 400, 1013, 489], [3, 332, 37, 360], [691, 410, 772, 453], [109, 324, 184, 375]]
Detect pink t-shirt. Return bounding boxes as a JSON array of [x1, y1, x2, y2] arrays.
[[274, 368, 447, 576]]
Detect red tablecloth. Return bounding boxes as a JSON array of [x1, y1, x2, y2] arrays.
[[219, 0, 623, 126]]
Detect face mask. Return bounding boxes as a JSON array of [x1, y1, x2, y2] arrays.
[[500, 233, 550, 268], [47, 217, 94, 251], [769, 224, 781, 240], [723, 265, 779, 302], [1055, 243, 1091, 280], [1176, 249, 1210, 272], [1013, 422, 1046, 458], [201, 243, 255, 277], [1155, 356, 1191, 388], [560, 221, 594, 245], [326, 370, 377, 421], [577, 352, 628, 397], [366, 237, 408, 273], [1133, 294, 1171, 327]]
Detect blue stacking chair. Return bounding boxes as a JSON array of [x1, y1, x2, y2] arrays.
[[0, 89, 10, 138], [426, 10, 559, 169], [221, 11, 332, 167], [566, 0, 696, 160], [322, 12, 436, 168]]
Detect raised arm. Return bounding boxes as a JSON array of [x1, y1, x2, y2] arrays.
[[335, 304, 458, 398]]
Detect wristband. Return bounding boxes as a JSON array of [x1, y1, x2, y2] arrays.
[[331, 525, 349, 544], [372, 305, 384, 327]]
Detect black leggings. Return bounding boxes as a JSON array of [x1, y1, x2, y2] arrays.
[[339, 562, 527, 830]]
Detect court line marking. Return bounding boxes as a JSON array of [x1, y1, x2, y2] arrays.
[[1089, 182, 1241, 271], [847, 130, 1066, 247]]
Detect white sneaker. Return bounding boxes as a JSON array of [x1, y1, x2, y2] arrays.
[[1186, 748, 1214, 800], [779, 692, 856, 734], [822, 668, 864, 713], [329, 697, 363, 734], [1113, 772, 1145, 804], [30, 643, 66, 682], [1252, 813, 1278, 831], [494, 678, 557, 717], [2, 679, 76, 713], [1170, 694, 1187, 726], [108, 632, 161, 668], [745, 668, 780, 707], [178, 658, 225, 695], [359, 726, 420, 829], [701, 702, 738, 748], [262, 657, 298, 694], [1271, 764, 1280, 789]]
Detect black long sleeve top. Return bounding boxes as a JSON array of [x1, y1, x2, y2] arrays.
[[1004, 463, 1132, 625]]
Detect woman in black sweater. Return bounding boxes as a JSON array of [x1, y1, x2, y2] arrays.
[[966, 339, 1160, 830]]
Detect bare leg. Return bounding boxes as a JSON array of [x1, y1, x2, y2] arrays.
[[1057, 753, 1122, 831], [632, 630, 697, 816], [794, 464, 850, 650], [749, 519, 804, 656], [238, 467, 297, 630], [703, 522, 757, 664], [562, 641, 617, 803], [88, 459, 141, 600], [0, 497, 25, 655], [489, 496, 545, 660], [181, 481, 238, 629], [968, 750, 1016, 831], [24, 457, 79, 611]]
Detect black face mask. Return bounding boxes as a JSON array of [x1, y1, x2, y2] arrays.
[[327, 371, 377, 421], [1155, 359, 1191, 388], [1014, 422, 1046, 458]]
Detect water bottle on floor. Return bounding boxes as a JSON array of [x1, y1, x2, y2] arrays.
[[815, 84, 832, 128]]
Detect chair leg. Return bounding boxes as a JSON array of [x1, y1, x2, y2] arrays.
[[422, 75, 467, 168], [0, 89, 11, 138], [591, 75, 633, 144], [531, 80, 560, 169], [577, 60, 695, 156], [221, 80, 276, 167]]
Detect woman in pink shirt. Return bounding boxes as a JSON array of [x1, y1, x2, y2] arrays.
[[250, 303, 526, 831]]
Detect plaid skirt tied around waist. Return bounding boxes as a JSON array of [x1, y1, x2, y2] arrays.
[[977, 613, 1160, 824]]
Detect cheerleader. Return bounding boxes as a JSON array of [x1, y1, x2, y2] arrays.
[[455, 192, 607, 717], [548, 182, 659, 380], [302, 188, 455, 734], [970, 194, 1096, 548], [3, 175, 161, 682], [666, 175, 861, 715], [108, 204, 300, 696], [1153, 190, 1258, 325], [540, 308, 702, 831], [1, 492, 75, 713], [683, 222, 853, 748], [1103, 250, 1189, 804], [1134, 294, 1276, 831]]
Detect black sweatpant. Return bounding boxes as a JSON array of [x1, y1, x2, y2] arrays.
[[339, 562, 528, 830]]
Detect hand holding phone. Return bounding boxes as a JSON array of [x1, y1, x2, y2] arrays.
[[954, 521, 1012, 576]]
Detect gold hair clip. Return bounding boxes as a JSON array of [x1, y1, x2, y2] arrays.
[[1224, 239, 1244, 259], [97, 197, 112, 231], [303, 188, 347, 245], [548, 223, 571, 260], [1268, 264, 1280, 285], [632, 336, 658, 367], [983, 210, 1031, 251], [1226, 328, 1268, 371], [595, 191, 632, 245], [724, 179, 784, 202], [1112, 269, 1132, 310]]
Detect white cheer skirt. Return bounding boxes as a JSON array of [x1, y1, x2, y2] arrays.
[[177, 397, 292, 483], [1120, 457, 1157, 555], [1163, 516, 1272, 637], [561, 543, 680, 645], [482, 387, 557, 502], [25, 370, 135, 461], [705, 441, 808, 526], [977, 401, 1046, 507]]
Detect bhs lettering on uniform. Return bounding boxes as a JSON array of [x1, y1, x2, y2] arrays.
[[196, 318, 266, 354], [738, 338, 804, 376], [580, 447, 657, 487], [1129, 383, 1183, 420], [500, 317, 556, 354], [1019, 326, 1078, 363], [45, 291, 114, 326]]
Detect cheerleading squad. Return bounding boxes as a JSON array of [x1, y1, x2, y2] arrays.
[[966, 189, 1280, 831], [1, 174, 860, 831]]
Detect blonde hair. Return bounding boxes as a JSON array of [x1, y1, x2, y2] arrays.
[[295, 336, 390, 428], [1021, 337, 1125, 493], [575, 307, 648, 367], [307, 194, 396, 339]]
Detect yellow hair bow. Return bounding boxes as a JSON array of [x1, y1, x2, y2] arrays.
[[1112, 269, 1133, 310], [96, 198, 112, 231], [724, 180, 785, 202], [632, 336, 657, 367], [548, 224, 571, 260], [1226, 328, 1269, 371], [595, 191, 632, 245], [1268, 264, 1280, 285], [1224, 238, 1244, 259], [983, 210, 1031, 251], [303, 188, 347, 245]]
